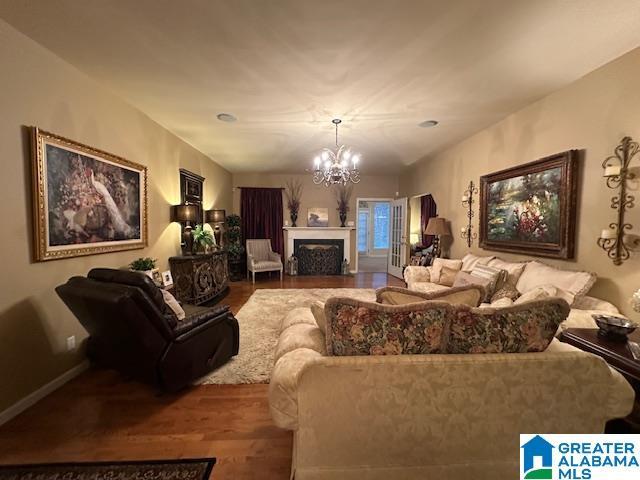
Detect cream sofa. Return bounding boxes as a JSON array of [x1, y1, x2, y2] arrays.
[[404, 254, 623, 332], [269, 297, 635, 480]]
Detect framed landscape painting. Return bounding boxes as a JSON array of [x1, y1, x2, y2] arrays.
[[31, 128, 148, 261], [307, 207, 329, 227], [479, 150, 579, 259]]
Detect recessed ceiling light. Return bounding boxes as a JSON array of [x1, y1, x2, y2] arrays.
[[418, 120, 438, 128], [217, 113, 237, 123]]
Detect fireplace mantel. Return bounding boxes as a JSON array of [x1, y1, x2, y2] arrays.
[[283, 227, 355, 272]]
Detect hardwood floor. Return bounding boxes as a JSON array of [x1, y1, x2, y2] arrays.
[[0, 273, 404, 479]]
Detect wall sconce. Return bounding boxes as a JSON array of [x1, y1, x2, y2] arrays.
[[205, 209, 226, 248], [597, 136, 639, 265], [171, 204, 198, 255], [460, 180, 478, 248]]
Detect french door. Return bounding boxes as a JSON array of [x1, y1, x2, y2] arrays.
[[387, 197, 407, 278]]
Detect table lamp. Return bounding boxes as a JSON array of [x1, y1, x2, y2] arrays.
[[424, 217, 450, 258], [171, 204, 198, 255], [205, 209, 226, 248]]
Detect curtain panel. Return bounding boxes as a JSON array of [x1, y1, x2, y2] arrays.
[[420, 194, 437, 247], [240, 187, 284, 257]]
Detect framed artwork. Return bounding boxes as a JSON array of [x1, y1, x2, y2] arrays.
[[479, 150, 579, 259], [161, 270, 174, 288], [31, 127, 148, 261], [307, 207, 329, 227], [180, 168, 204, 224]]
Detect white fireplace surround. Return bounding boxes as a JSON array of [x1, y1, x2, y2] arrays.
[[283, 227, 355, 272]]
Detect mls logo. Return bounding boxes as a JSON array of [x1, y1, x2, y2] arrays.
[[521, 435, 554, 479]]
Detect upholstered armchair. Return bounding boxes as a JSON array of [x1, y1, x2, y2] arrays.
[[246, 239, 283, 283]]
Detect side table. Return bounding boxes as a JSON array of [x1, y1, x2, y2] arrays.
[[169, 252, 229, 305], [560, 328, 640, 432]]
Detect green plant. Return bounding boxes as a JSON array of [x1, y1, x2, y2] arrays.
[[224, 214, 244, 260], [192, 224, 214, 252], [130, 257, 157, 271]]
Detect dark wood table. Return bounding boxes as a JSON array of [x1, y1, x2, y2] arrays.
[[560, 328, 640, 432]]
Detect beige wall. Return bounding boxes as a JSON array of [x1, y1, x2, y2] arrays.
[[401, 47, 640, 316], [0, 20, 232, 412], [232, 173, 400, 262]]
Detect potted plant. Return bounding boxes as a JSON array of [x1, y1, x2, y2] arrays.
[[224, 214, 245, 281], [129, 257, 161, 285], [335, 184, 353, 227], [192, 224, 215, 253], [284, 179, 303, 227]]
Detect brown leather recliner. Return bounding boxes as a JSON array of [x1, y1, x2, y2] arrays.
[[56, 268, 239, 391]]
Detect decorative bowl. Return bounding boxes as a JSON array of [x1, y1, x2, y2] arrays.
[[593, 314, 638, 341]]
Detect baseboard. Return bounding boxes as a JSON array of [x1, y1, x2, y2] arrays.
[[0, 360, 89, 426]]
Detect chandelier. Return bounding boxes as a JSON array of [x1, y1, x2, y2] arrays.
[[312, 119, 361, 186]]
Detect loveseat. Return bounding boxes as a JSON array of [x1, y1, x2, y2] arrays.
[[269, 288, 635, 480]]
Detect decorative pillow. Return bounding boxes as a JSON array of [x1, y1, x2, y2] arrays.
[[431, 258, 463, 284], [447, 299, 570, 354], [453, 271, 491, 298], [491, 281, 521, 302], [490, 297, 514, 308], [514, 285, 558, 305], [515, 261, 596, 305], [487, 258, 527, 286], [377, 285, 483, 307], [439, 266, 459, 287], [461, 253, 495, 272], [324, 298, 449, 356], [470, 264, 507, 301], [310, 300, 327, 334], [161, 289, 185, 321]]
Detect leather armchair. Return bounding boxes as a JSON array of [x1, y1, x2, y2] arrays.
[[56, 268, 239, 391], [246, 239, 283, 283]]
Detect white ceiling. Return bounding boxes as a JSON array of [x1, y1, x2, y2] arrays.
[[2, 0, 640, 174]]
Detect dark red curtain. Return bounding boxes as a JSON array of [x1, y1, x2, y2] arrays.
[[240, 187, 284, 257], [421, 194, 437, 247]]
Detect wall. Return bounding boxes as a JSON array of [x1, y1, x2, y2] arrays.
[[0, 20, 232, 413], [401, 47, 640, 316], [232, 173, 400, 263]]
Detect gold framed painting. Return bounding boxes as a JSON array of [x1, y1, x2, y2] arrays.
[[31, 127, 148, 261]]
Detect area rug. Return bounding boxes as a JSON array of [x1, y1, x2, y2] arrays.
[[198, 288, 375, 385], [0, 458, 216, 480]]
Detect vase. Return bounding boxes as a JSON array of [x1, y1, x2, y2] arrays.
[[291, 212, 298, 227], [339, 211, 347, 227]]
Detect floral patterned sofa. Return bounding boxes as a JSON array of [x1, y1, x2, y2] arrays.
[[269, 288, 635, 480]]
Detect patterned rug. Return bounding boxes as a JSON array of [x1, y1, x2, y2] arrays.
[[0, 458, 216, 480], [197, 288, 375, 385]]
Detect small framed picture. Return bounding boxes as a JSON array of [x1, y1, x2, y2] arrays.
[[307, 207, 329, 227], [161, 270, 174, 288]]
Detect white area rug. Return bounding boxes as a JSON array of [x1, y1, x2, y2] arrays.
[[198, 288, 375, 385]]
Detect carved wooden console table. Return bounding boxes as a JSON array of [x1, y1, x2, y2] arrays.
[[169, 252, 229, 305]]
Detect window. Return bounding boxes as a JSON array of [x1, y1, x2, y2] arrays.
[[357, 211, 368, 253], [373, 202, 390, 249]]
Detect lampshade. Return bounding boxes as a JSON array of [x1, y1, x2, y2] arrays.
[[205, 209, 226, 223], [170, 204, 198, 223], [424, 217, 450, 236], [410, 233, 420, 245]]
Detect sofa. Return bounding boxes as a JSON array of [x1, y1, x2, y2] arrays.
[[404, 253, 623, 332], [56, 268, 240, 391], [269, 288, 635, 480]]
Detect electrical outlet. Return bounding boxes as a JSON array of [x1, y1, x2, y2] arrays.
[[66, 335, 76, 351]]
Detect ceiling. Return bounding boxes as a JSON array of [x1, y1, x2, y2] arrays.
[[2, 0, 640, 174]]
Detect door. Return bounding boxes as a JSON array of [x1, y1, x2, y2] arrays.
[[357, 209, 370, 255], [387, 197, 408, 278]]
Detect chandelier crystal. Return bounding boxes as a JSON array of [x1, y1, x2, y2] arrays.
[[312, 119, 361, 186]]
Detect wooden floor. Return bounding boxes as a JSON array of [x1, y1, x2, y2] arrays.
[[0, 273, 403, 480]]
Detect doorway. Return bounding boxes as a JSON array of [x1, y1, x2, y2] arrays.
[[356, 199, 391, 273]]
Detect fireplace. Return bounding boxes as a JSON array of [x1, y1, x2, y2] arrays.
[[294, 239, 344, 275]]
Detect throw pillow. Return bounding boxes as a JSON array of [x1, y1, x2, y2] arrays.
[[491, 281, 520, 302], [514, 285, 558, 304], [515, 261, 596, 305], [324, 298, 449, 356], [461, 253, 495, 272], [310, 300, 327, 334], [469, 264, 506, 302], [377, 286, 483, 307], [447, 299, 569, 354], [431, 258, 463, 284], [161, 289, 185, 321], [490, 297, 514, 308], [439, 266, 459, 287], [453, 271, 491, 298], [487, 258, 527, 286]]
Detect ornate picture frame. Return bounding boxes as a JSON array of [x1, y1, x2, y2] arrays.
[[31, 127, 148, 261], [479, 150, 579, 259]]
